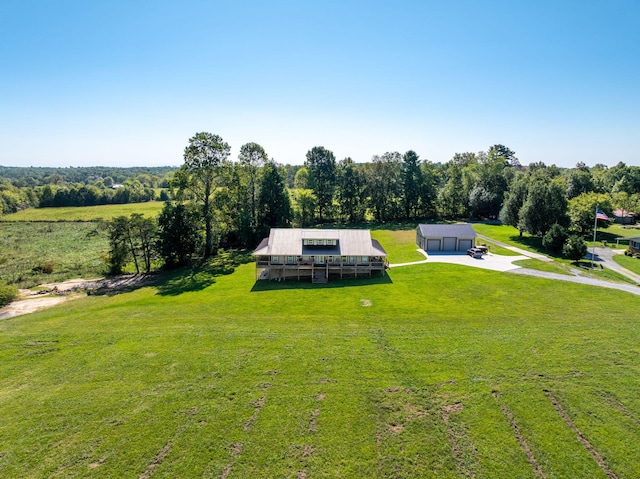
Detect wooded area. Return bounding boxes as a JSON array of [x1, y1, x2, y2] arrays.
[[2, 135, 639, 269]]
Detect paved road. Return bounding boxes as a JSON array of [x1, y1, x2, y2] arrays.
[[586, 246, 640, 284], [510, 268, 640, 296]]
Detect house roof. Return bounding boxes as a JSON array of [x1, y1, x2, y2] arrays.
[[253, 228, 387, 257], [417, 223, 476, 238], [614, 209, 635, 216]]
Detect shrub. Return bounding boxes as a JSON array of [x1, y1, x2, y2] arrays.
[[0, 284, 18, 307], [542, 223, 568, 253], [563, 235, 588, 262], [32, 262, 54, 274]]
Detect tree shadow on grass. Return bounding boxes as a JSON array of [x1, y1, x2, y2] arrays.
[[154, 250, 254, 296], [250, 272, 392, 292]]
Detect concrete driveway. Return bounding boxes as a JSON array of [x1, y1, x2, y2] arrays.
[[389, 249, 528, 272]]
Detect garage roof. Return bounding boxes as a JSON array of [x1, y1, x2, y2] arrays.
[[417, 223, 476, 238]]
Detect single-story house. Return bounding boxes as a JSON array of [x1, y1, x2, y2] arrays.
[[253, 228, 388, 283], [613, 209, 636, 225], [629, 237, 640, 255], [416, 223, 477, 252]]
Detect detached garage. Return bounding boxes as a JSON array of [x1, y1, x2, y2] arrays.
[[416, 224, 477, 252]]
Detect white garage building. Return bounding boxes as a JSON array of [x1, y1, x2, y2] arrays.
[[416, 224, 477, 252]]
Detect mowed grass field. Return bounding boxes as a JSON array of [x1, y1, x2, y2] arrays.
[[2, 201, 165, 222], [1, 232, 640, 477]]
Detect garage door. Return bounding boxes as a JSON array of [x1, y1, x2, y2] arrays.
[[426, 239, 441, 251], [442, 237, 457, 250], [458, 239, 472, 251]]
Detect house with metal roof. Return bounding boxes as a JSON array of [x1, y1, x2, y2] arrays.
[[416, 223, 477, 252], [253, 228, 388, 283]]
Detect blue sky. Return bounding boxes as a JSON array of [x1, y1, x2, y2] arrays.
[[1, 0, 638, 168]]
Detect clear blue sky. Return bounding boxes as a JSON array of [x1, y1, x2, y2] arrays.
[[1, 0, 638, 168]]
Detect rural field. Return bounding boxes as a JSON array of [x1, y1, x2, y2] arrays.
[[1, 201, 165, 222], [1, 225, 640, 478]]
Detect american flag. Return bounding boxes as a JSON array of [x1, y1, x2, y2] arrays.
[[596, 209, 610, 221]]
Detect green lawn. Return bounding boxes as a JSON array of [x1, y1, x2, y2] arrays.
[[1, 234, 640, 477], [2, 201, 165, 222], [613, 253, 640, 275], [370, 229, 425, 263]]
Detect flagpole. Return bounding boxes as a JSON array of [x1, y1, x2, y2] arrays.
[[591, 205, 598, 264]]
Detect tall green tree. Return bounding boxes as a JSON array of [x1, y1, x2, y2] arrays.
[[157, 202, 202, 267], [438, 163, 467, 218], [401, 150, 422, 219], [489, 144, 519, 167], [565, 168, 594, 199], [418, 160, 439, 219], [337, 157, 364, 222], [238, 142, 268, 225], [364, 152, 402, 222], [257, 162, 292, 236], [176, 132, 231, 257], [499, 172, 528, 234], [518, 177, 569, 236], [305, 146, 337, 222], [292, 189, 316, 227], [568, 192, 613, 236]]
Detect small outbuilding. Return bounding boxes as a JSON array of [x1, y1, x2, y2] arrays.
[[628, 237, 640, 255], [416, 223, 477, 252]]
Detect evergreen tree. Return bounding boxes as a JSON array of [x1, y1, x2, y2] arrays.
[[257, 162, 292, 236], [401, 150, 422, 219]]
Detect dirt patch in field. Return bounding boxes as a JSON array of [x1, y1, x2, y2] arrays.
[[544, 390, 618, 479], [308, 408, 320, 433], [360, 299, 372, 307], [230, 442, 243, 456], [244, 396, 266, 431], [218, 464, 233, 479], [138, 441, 172, 479], [441, 402, 478, 478], [387, 423, 404, 434], [0, 275, 153, 320], [88, 458, 106, 469]]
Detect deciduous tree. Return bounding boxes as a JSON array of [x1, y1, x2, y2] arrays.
[[305, 146, 337, 222], [176, 132, 231, 257]]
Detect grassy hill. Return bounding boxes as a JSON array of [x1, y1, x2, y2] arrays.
[[1, 233, 639, 477]]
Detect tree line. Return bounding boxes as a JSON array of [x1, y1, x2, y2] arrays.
[[0, 167, 173, 214], [102, 132, 640, 273]]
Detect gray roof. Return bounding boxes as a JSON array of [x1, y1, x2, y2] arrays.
[[253, 228, 387, 257], [417, 223, 476, 238]]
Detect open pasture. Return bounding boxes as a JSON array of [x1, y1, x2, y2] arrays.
[[2, 201, 165, 222], [0, 222, 108, 288], [1, 234, 639, 478]]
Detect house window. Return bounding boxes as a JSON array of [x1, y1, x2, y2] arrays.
[[349, 256, 356, 264], [361, 256, 369, 264], [287, 255, 295, 264], [271, 256, 280, 263], [327, 256, 333, 262]]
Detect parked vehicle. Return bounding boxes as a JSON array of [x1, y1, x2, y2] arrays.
[[467, 247, 484, 258]]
